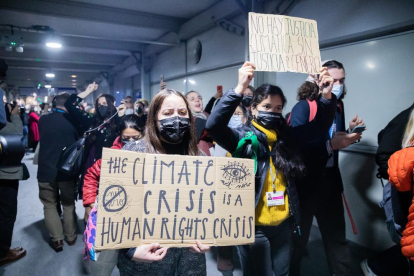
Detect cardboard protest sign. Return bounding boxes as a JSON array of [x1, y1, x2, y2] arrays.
[[249, 12, 321, 74], [95, 148, 255, 250]]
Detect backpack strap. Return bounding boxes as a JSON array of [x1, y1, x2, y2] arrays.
[[307, 99, 317, 122], [232, 131, 259, 174]]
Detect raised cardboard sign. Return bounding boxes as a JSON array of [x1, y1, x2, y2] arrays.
[[249, 12, 321, 73], [95, 148, 255, 250]]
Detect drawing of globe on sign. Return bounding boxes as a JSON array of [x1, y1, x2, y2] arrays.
[[102, 183, 128, 213]]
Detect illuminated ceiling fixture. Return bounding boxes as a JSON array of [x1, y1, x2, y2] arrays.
[[71, 75, 77, 78], [45, 32, 62, 49], [45, 73, 55, 78], [45, 84, 51, 89], [46, 42, 62, 48], [71, 79, 76, 82]]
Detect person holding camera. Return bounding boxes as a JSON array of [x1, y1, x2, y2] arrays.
[[0, 97, 27, 266]]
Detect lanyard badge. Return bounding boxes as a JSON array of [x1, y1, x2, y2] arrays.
[[267, 163, 285, 207]]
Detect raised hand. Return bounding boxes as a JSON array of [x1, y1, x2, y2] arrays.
[[78, 82, 98, 99], [349, 115, 365, 131], [310, 67, 333, 99], [235, 62, 255, 95]]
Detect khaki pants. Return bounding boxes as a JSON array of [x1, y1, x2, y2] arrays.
[[38, 181, 77, 242]]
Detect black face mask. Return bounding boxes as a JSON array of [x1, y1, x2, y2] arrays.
[[135, 106, 143, 114], [256, 111, 282, 129], [159, 116, 191, 144], [98, 105, 110, 119], [241, 96, 252, 107]]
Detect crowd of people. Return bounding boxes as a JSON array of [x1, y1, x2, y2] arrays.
[[0, 57, 414, 276]]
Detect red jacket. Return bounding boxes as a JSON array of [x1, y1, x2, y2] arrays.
[[83, 136, 123, 206], [388, 147, 414, 260], [28, 112, 40, 142]]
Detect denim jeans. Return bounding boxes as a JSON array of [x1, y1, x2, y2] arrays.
[[237, 217, 294, 276]]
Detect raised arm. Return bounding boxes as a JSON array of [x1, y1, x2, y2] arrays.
[[64, 83, 100, 133], [206, 62, 254, 153], [288, 67, 337, 146]]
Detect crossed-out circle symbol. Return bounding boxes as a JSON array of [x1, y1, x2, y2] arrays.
[[102, 185, 127, 212]]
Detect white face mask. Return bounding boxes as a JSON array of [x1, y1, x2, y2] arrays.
[[48, 108, 51, 112], [331, 84, 344, 99], [125, 109, 134, 115], [228, 115, 243, 128], [34, 108, 38, 112]]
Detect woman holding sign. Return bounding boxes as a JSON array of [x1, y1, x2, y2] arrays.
[[118, 89, 210, 276], [206, 62, 337, 276]]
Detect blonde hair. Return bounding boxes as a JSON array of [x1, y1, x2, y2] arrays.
[[402, 109, 414, 148]]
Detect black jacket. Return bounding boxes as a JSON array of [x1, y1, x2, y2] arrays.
[[65, 94, 121, 198], [290, 99, 346, 194], [37, 109, 80, 182], [206, 89, 337, 228], [376, 104, 414, 179]]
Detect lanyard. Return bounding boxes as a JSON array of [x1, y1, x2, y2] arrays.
[[268, 163, 278, 193]]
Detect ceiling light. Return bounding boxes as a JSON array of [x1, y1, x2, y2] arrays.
[[366, 62, 375, 69], [15, 46, 24, 53], [46, 42, 62, 49], [46, 73, 55, 78], [45, 84, 52, 89], [71, 79, 76, 82], [71, 75, 77, 78]]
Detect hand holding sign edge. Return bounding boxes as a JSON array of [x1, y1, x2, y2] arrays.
[[189, 240, 210, 254], [132, 243, 168, 263]]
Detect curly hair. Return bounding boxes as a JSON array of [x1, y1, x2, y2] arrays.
[[296, 81, 319, 101]]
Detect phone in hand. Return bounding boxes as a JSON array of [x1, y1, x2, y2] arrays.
[[351, 125, 366, 134], [217, 85, 223, 96], [160, 74, 164, 82]]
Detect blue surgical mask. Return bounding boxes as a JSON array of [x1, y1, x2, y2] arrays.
[[332, 84, 343, 99], [228, 115, 243, 128]]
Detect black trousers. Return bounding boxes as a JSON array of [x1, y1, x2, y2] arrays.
[[0, 180, 19, 258], [238, 218, 294, 276], [291, 169, 351, 276]]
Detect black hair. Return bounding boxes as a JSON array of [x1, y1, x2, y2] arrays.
[[251, 84, 287, 110], [4, 103, 12, 122], [251, 84, 305, 179], [238, 104, 248, 117], [93, 94, 117, 129], [120, 114, 145, 135], [53, 92, 70, 108], [322, 60, 344, 71], [322, 60, 347, 99]]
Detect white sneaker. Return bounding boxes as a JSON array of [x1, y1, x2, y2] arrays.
[[360, 259, 377, 276]]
